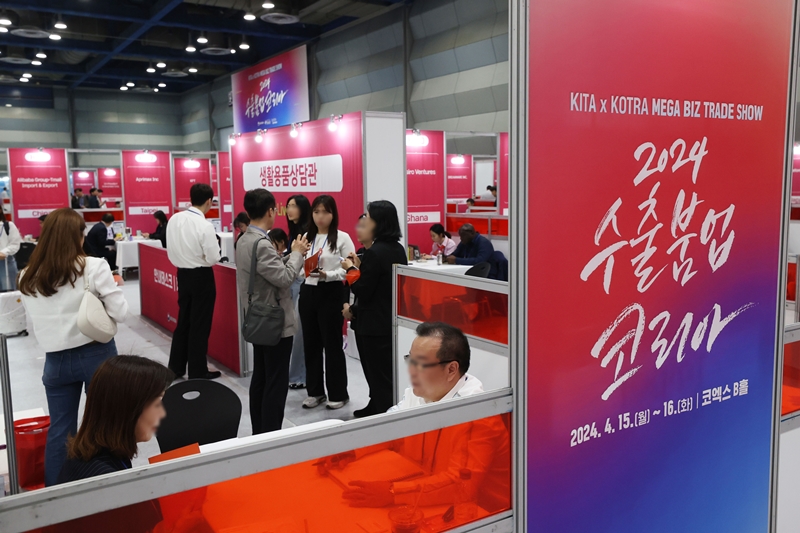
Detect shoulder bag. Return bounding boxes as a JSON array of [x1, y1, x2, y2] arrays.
[[241, 237, 284, 346], [77, 274, 117, 344]]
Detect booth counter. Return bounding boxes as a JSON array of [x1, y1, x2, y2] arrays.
[[138, 244, 245, 376], [79, 207, 125, 223]]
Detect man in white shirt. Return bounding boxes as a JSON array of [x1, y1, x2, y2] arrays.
[[0, 218, 22, 291], [166, 183, 222, 380], [339, 323, 511, 513]]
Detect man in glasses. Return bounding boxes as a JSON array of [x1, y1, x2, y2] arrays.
[[393, 321, 483, 410]]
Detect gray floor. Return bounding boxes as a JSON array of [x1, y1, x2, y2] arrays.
[[1, 274, 370, 467]]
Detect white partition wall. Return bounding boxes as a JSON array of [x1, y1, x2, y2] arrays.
[[364, 111, 407, 246]]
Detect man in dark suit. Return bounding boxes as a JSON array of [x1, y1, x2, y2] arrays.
[[86, 188, 101, 209], [447, 223, 494, 266], [71, 189, 84, 209], [84, 213, 118, 271]]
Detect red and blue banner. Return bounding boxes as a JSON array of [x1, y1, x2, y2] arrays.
[[406, 130, 445, 249], [527, 0, 794, 531], [231, 45, 310, 134]]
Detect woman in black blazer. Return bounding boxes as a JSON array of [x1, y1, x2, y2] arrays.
[[341, 201, 407, 418], [145, 210, 168, 248]]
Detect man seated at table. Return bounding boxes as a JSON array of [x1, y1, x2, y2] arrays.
[[84, 214, 118, 272], [335, 322, 511, 513], [445, 223, 494, 267]]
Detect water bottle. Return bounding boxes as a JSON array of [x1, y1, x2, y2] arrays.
[[454, 468, 477, 522], [437, 253, 443, 265]]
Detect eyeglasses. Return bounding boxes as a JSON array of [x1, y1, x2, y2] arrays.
[[404, 354, 456, 369]]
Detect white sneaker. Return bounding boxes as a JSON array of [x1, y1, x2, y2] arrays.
[[302, 395, 327, 409], [326, 399, 349, 410]]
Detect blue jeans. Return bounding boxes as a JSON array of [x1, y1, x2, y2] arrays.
[[288, 279, 305, 385], [42, 339, 117, 486], [0, 256, 18, 291]]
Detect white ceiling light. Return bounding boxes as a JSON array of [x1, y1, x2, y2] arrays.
[[36, 50, 47, 59], [135, 151, 157, 163], [31, 60, 42, 66], [184, 159, 201, 169], [406, 131, 429, 147], [0, 27, 8, 34], [54, 16, 67, 30], [146, 62, 156, 73], [197, 32, 208, 44], [228, 134, 237, 146], [126, 81, 134, 87], [328, 114, 341, 132], [239, 37, 250, 50], [77, 171, 89, 178], [230, 48, 236, 54], [21, 73, 31, 78], [48, 33, 61, 40], [19, 77, 28, 83], [103, 169, 117, 176], [451, 155, 465, 165], [186, 35, 196, 53], [254, 129, 264, 143], [153, 88, 159, 93], [119, 86, 128, 90], [290, 123, 300, 138], [158, 82, 166, 88], [25, 149, 51, 163], [188, 66, 198, 73], [156, 61, 166, 68], [262, 2, 275, 8], [244, 12, 256, 20], [4, 104, 11, 107], [0, 12, 12, 26]]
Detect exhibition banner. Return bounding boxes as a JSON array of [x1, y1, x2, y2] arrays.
[[98, 167, 123, 203], [174, 157, 211, 207], [121, 150, 172, 234], [526, 0, 795, 531], [406, 130, 445, 248], [231, 45, 310, 133], [446, 154, 473, 199], [499, 133, 509, 216], [7, 148, 68, 236], [230, 112, 364, 233], [218, 151, 233, 230], [71, 170, 95, 192], [139, 244, 242, 374]]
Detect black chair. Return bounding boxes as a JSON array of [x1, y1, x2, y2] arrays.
[[464, 262, 492, 278], [156, 379, 242, 453], [14, 242, 35, 270]]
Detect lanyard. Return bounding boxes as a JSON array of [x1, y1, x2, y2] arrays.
[[187, 208, 203, 217], [310, 235, 328, 256]]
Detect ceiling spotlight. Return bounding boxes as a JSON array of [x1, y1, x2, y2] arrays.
[[126, 81, 134, 87], [0, 27, 7, 34], [290, 123, 300, 138], [254, 129, 264, 143], [19, 77, 28, 83], [120, 86, 128, 91], [228, 134, 237, 146], [54, 17, 67, 30], [244, 12, 256, 21], [22, 73, 31, 78], [239, 37, 250, 50], [263, 2, 275, 8], [158, 82, 166, 88], [146, 62, 156, 73], [77, 171, 89, 178], [188, 66, 198, 73], [153, 88, 159, 93], [0, 12, 12, 26], [451, 155, 465, 165], [328, 114, 341, 132], [49, 33, 61, 40], [156, 61, 166, 68], [5, 104, 11, 107], [103, 169, 117, 177], [197, 32, 208, 44], [186, 35, 196, 53], [31, 60, 42, 66], [230, 48, 237, 54], [184, 159, 201, 169], [36, 50, 47, 59]]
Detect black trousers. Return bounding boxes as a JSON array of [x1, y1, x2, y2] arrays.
[[168, 267, 216, 378], [101, 249, 117, 271], [250, 336, 293, 434], [299, 282, 349, 402], [355, 333, 394, 414]]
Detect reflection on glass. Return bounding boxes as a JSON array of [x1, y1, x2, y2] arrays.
[[30, 414, 511, 533], [783, 339, 800, 416]]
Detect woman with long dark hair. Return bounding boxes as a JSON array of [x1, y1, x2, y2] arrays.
[[341, 201, 407, 416], [286, 194, 311, 389], [299, 195, 355, 409], [144, 210, 168, 248], [19, 208, 128, 486]]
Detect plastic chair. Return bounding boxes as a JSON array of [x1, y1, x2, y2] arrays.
[[156, 379, 242, 453], [464, 262, 492, 278]]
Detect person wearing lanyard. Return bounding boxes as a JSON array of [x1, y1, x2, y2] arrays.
[[166, 183, 222, 380], [286, 194, 311, 390], [299, 195, 356, 410]]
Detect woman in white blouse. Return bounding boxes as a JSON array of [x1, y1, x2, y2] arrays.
[[422, 223, 457, 259], [299, 195, 356, 410], [18, 208, 128, 486]]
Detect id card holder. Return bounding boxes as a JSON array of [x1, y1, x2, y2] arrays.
[[304, 251, 322, 286]]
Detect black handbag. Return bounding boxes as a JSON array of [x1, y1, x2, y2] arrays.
[[241, 237, 285, 346]]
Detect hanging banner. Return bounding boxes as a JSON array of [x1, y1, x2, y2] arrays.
[[8, 148, 68, 236], [122, 150, 172, 234], [71, 170, 95, 193], [446, 154, 473, 200], [174, 158, 211, 208], [231, 45, 310, 134], [230, 112, 364, 234], [406, 130, 445, 248], [218, 151, 233, 230], [98, 167, 123, 204], [526, 0, 795, 531], [499, 132, 509, 216]]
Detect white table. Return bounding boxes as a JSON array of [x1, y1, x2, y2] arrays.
[[404, 260, 472, 275], [116, 239, 163, 271], [217, 232, 235, 262]]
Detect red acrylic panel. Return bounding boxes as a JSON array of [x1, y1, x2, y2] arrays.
[[445, 216, 489, 235], [783, 339, 800, 416], [398, 275, 508, 345], [28, 414, 512, 533], [491, 218, 509, 237]]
